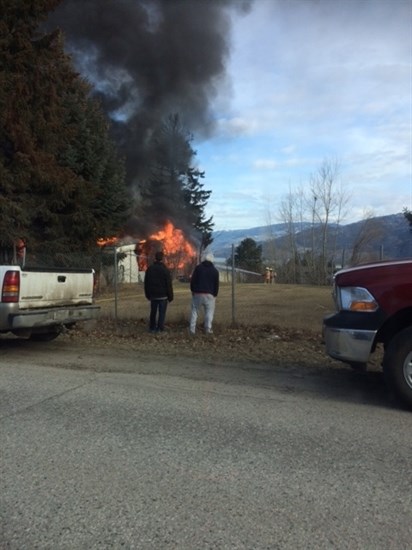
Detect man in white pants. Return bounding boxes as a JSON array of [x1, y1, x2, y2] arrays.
[[189, 252, 219, 335]]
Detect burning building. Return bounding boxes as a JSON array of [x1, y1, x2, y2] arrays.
[[135, 221, 196, 275], [98, 220, 197, 285]]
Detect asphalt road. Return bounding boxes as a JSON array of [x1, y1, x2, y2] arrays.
[[1, 339, 412, 549]]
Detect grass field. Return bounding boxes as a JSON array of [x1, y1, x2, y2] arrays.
[[78, 282, 352, 368], [97, 282, 335, 332]]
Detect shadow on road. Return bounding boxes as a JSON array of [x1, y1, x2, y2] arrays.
[[213, 361, 401, 411], [0, 334, 407, 413]]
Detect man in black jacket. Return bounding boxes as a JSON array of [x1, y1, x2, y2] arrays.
[[189, 252, 219, 335], [144, 251, 173, 333]]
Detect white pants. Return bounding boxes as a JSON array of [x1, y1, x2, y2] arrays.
[[190, 293, 216, 333]]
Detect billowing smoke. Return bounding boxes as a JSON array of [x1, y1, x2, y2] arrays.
[[47, 0, 252, 237]]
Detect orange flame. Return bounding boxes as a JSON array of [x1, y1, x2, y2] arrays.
[[152, 222, 195, 260], [138, 221, 196, 271], [97, 236, 119, 247], [98, 222, 197, 274]]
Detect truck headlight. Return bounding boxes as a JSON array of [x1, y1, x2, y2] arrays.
[[337, 286, 378, 312]]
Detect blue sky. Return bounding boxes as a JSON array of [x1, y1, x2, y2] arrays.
[[194, 0, 412, 231]]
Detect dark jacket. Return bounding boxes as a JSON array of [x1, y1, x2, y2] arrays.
[[144, 260, 173, 301], [190, 260, 219, 297]]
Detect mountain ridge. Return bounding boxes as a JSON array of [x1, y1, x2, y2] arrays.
[[211, 212, 412, 261]]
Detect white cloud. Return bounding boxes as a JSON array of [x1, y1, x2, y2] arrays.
[[281, 145, 296, 155], [253, 159, 278, 170], [196, 0, 412, 230]]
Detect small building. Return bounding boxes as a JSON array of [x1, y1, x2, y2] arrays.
[[99, 243, 142, 287], [116, 244, 141, 283]]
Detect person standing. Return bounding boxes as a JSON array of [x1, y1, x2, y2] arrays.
[[189, 252, 219, 335], [144, 251, 173, 333]]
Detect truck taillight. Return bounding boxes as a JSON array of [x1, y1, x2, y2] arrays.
[[2, 270, 20, 302]]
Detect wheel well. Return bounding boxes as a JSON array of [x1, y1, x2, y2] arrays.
[[377, 308, 412, 348]]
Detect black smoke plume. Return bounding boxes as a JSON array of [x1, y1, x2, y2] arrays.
[[47, 0, 252, 237]]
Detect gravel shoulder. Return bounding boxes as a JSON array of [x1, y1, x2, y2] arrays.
[[67, 319, 345, 371], [79, 282, 345, 371]]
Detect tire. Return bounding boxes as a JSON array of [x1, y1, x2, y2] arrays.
[[383, 326, 412, 408], [348, 362, 367, 372], [29, 330, 61, 342]]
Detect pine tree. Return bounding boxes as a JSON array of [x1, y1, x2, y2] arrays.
[[141, 114, 193, 227], [403, 208, 412, 229], [182, 167, 214, 252], [232, 238, 263, 273], [0, 0, 129, 262], [141, 114, 214, 250]]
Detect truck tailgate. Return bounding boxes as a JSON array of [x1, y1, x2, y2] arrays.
[[19, 269, 94, 308]]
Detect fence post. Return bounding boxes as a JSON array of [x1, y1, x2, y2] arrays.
[[114, 246, 118, 327], [231, 244, 236, 326]]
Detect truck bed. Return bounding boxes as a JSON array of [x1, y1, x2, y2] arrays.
[[18, 267, 95, 309]]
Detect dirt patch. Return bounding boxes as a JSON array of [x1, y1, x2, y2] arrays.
[[64, 282, 385, 372], [65, 282, 350, 370], [69, 318, 331, 367]]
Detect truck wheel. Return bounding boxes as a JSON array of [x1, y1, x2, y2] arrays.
[[383, 327, 412, 408], [29, 331, 61, 342], [348, 362, 367, 372]]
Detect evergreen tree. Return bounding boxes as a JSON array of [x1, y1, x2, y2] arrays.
[[0, 0, 129, 261], [231, 238, 263, 273], [141, 114, 192, 226], [403, 208, 412, 229], [182, 167, 214, 252], [141, 114, 214, 250]]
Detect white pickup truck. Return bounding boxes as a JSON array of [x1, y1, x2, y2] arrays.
[[0, 243, 100, 341]]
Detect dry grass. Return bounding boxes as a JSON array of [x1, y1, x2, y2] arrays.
[[65, 282, 345, 369], [97, 282, 335, 332]]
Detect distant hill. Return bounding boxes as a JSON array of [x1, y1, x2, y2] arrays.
[[211, 213, 412, 262], [211, 223, 310, 257]]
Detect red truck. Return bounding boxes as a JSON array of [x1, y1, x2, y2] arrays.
[[323, 259, 412, 408]]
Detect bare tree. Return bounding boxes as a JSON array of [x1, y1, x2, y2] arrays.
[[264, 196, 277, 268], [278, 186, 304, 283], [274, 158, 350, 284], [309, 158, 350, 283], [350, 210, 383, 266]]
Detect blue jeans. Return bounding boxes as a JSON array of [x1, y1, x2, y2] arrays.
[[149, 299, 168, 331], [190, 293, 216, 333]]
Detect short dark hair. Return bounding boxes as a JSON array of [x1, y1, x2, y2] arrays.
[[155, 251, 164, 261]]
